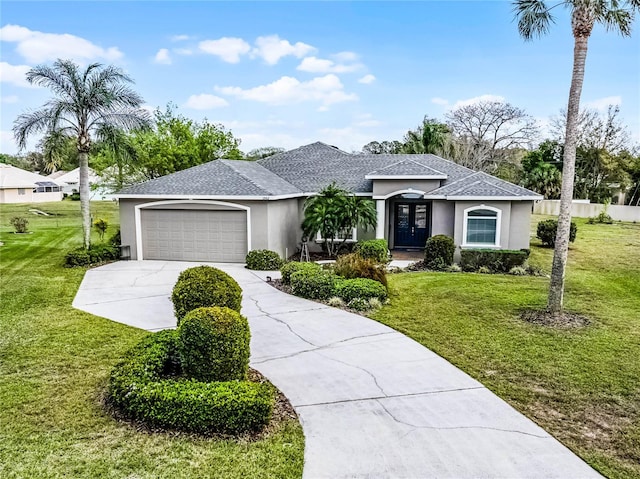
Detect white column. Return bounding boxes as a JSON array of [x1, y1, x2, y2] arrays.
[[375, 199, 385, 239]]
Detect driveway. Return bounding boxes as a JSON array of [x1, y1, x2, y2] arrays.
[[73, 260, 601, 479]]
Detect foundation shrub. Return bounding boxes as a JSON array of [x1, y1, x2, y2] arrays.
[[424, 235, 455, 271], [245, 249, 284, 270], [280, 261, 322, 285], [333, 253, 387, 287]]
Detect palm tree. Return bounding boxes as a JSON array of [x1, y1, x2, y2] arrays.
[[513, 0, 639, 313], [401, 117, 451, 155], [14, 59, 150, 249]]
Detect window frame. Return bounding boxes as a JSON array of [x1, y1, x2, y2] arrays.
[[315, 227, 358, 243], [462, 205, 501, 248]]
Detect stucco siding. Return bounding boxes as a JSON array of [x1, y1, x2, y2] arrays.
[[431, 201, 454, 237], [267, 198, 301, 259], [0, 188, 62, 203], [508, 202, 534, 250], [372, 179, 442, 197], [454, 201, 512, 249]]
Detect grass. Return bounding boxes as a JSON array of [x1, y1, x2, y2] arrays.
[[371, 216, 640, 479], [0, 201, 304, 479]]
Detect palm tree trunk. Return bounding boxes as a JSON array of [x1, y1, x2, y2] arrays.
[[79, 151, 91, 249], [547, 34, 589, 313]]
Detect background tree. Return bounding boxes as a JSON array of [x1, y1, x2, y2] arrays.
[[302, 183, 377, 257], [129, 105, 242, 179], [13, 59, 150, 249], [520, 140, 563, 198], [514, 0, 640, 313], [245, 146, 285, 160], [361, 140, 403, 154], [400, 117, 451, 154]]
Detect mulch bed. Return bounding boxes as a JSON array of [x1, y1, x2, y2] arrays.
[[520, 309, 590, 328]]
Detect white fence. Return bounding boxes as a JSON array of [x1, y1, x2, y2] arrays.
[[534, 200, 640, 222]]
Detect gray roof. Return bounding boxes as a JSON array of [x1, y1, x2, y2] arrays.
[[118, 141, 540, 200], [118, 159, 301, 196]]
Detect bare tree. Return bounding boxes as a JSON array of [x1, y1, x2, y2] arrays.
[[445, 100, 540, 160]]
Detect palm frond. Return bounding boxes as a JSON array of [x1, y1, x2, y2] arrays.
[[25, 63, 75, 100], [89, 110, 152, 132], [513, 0, 555, 39], [602, 6, 634, 34], [12, 108, 55, 149]]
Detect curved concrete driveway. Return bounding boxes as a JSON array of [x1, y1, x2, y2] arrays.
[[73, 261, 600, 479]]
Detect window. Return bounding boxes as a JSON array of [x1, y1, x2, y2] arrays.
[[18, 188, 25, 195], [463, 206, 501, 247], [315, 227, 358, 243]]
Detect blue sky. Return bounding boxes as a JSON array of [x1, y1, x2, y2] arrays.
[[1, 1, 638, 155]]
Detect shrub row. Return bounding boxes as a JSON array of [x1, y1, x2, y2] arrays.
[[245, 249, 284, 270], [281, 261, 322, 285], [108, 329, 273, 435], [64, 244, 119, 267], [171, 266, 242, 323], [460, 249, 529, 273]]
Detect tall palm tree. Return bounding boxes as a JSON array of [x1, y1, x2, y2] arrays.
[[513, 0, 639, 313], [14, 59, 150, 249], [401, 117, 451, 155]]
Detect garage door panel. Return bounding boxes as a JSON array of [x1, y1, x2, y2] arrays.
[[141, 209, 247, 262]]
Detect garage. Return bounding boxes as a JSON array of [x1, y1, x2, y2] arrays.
[[140, 208, 248, 262]]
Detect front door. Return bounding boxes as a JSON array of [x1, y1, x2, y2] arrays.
[[394, 203, 429, 248]]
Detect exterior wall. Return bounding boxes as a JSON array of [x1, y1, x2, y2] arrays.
[[119, 198, 285, 261], [0, 188, 63, 203], [372, 179, 442, 197], [431, 201, 454, 237], [509, 202, 534, 250], [535, 199, 640, 222], [267, 198, 301, 259]]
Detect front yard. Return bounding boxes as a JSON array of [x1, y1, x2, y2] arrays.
[[372, 217, 640, 479], [0, 201, 304, 479]]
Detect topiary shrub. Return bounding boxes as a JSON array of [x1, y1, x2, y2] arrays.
[[290, 269, 337, 300], [280, 261, 322, 285], [64, 244, 120, 267], [107, 330, 273, 435], [354, 239, 389, 263], [177, 307, 250, 382], [334, 277, 388, 303], [171, 266, 242, 323], [460, 249, 530, 273], [245, 249, 284, 270], [536, 219, 577, 247], [333, 253, 387, 286], [424, 235, 455, 270]]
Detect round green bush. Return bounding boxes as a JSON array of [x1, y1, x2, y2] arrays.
[[290, 269, 336, 300], [334, 277, 388, 303], [424, 235, 455, 271], [107, 330, 274, 435], [171, 266, 242, 323], [536, 219, 577, 247], [354, 239, 389, 263], [245, 249, 284, 270], [280, 261, 322, 285], [177, 307, 250, 382]]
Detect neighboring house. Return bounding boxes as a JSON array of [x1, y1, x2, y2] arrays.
[[56, 167, 116, 201], [117, 142, 542, 262], [0, 164, 63, 203]]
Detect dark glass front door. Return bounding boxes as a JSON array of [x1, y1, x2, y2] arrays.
[[394, 203, 429, 247]]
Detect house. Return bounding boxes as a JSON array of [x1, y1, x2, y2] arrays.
[[116, 142, 542, 262], [55, 167, 116, 200], [0, 164, 63, 203]]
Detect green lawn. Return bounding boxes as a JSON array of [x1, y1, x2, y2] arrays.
[[372, 216, 640, 479], [0, 201, 304, 479]]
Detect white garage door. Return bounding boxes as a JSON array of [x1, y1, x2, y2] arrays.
[[140, 209, 248, 262]]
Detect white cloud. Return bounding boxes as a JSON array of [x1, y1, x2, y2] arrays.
[[354, 119, 382, 128], [1, 95, 19, 103], [198, 37, 251, 63], [0, 24, 123, 63], [317, 126, 378, 152], [297, 56, 362, 74], [154, 48, 172, 65], [174, 48, 193, 56], [0, 62, 34, 88], [357, 74, 376, 84], [584, 95, 622, 111], [185, 94, 229, 110], [332, 51, 359, 62], [216, 74, 357, 107], [252, 35, 315, 65], [451, 94, 505, 109], [431, 97, 449, 106], [171, 34, 190, 42]]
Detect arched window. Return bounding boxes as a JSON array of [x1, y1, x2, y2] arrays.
[[463, 206, 501, 247]]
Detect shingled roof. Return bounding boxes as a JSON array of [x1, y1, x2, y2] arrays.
[[117, 142, 541, 200]]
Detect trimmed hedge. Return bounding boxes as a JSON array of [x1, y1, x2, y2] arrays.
[[64, 243, 119, 267], [354, 239, 389, 263], [108, 330, 274, 435], [460, 249, 530, 273], [333, 253, 387, 287], [424, 235, 455, 271], [334, 277, 388, 303], [177, 307, 250, 382], [280, 261, 322, 285], [536, 219, 577, 247], [171, 266, 242, 323], [290, 269, 336, 300], [245, 249, 284, 270]]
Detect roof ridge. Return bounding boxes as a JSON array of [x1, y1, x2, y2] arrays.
[[221, 159, 300, 195], [466, 178, 515, 195]]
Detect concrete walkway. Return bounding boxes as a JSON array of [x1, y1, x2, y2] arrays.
[[73, 261, 600, 479]]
